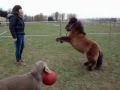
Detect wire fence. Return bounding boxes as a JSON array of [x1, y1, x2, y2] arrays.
[[0, 20, 120, 37]]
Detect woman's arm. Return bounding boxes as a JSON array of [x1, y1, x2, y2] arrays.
[[9, 16, 17, 39]]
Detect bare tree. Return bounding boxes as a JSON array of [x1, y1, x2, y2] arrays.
[[24, 15, 33, 22], [67, 13, 76, 20], [34, 13, 47, 21], [55, 12, 59, 21], [8, 8, 12, 14], [51, 12, 65, 21], [61, 13, 65, 21]]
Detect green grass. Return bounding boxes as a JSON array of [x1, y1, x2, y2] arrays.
[[0, 22, 120, 90], [83, 22, 120, 33]]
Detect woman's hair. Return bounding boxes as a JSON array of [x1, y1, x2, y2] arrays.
[[12, 5, 22, 14]]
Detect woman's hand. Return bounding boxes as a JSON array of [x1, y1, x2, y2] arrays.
[[13, 38, 17, 42]]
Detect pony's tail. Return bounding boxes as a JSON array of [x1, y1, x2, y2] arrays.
[[95, 51, 103, 70]]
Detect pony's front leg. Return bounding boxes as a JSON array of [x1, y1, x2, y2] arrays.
[[56, 37, 70, 43], [56, 37, 64, 43]]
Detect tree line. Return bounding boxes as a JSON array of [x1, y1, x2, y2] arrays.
[[24, 12, 76, 22], [0, 8, 76, 21]]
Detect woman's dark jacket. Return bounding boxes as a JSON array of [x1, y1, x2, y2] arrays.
[[9, 14, 25, 39]]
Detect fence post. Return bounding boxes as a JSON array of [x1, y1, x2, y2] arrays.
[[59, 20, 62, 37], [109, 20, 112, 41]]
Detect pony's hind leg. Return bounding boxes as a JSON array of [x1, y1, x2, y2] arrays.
[[95, 51, 103, 70], [87, 60, 96, 71], [86, 45, 99, 71], [84, 62, 89, 66]]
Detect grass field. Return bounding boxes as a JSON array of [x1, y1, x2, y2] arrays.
[[0, 22, 120, 90]]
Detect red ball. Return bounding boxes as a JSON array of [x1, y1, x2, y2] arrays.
[[42, 71, 57, 85]]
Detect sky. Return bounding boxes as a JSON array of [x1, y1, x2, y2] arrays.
[[0, 0, 120, 18]]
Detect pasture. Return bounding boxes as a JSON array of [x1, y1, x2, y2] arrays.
[[0, 21, 120, 90]]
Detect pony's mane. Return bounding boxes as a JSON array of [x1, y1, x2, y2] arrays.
[[74, 21, 86, 35]]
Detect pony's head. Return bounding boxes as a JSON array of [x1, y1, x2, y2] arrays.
[[65, 17, 77, 31], [65, 17, 86, 35]]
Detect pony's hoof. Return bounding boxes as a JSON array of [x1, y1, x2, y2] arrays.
[[84, 62, 89, 66], [95, 67, 101, 71], [56, 38, 60, 42], [56, 38, 63, 43], [87, 67, 93, 71], [60, 40, 63, 43], [87, 68, 92, 71]]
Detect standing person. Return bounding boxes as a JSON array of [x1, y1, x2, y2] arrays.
[[9, 5, 26, 65]]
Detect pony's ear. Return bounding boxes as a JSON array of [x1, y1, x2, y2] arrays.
[[69, 17, 77, 23]]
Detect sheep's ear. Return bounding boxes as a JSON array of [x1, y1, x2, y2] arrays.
[[31, 64, 38, 74], [31, 68, 38, 78], [31, 64, 41, 80]]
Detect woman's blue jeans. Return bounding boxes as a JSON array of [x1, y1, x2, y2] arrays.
[[15, 35, 24, 62]]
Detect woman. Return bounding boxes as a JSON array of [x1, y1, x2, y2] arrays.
[[9, 5, 26, 65]]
